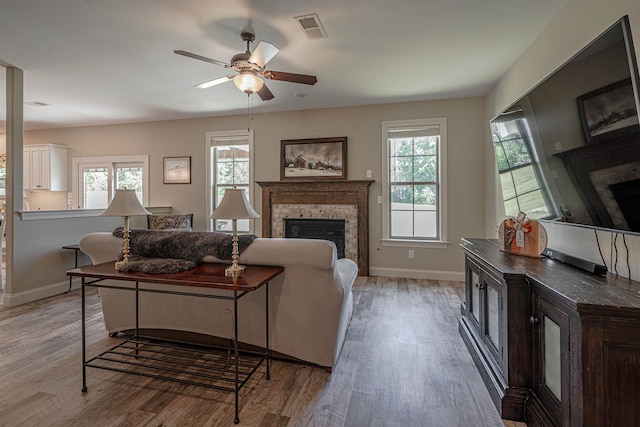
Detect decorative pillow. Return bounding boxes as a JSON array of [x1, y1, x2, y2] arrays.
[[147, 214, 193, 230]]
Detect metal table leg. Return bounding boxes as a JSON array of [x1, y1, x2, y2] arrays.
[[81, 277, 87, 392], [234, 289, 240, 424], [266, 281, 270, 380]]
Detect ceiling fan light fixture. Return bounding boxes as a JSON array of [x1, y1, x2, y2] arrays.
[[233, 73, 264, 94]]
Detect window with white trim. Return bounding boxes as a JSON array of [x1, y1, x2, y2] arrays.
[[491, 109, 554, 219], [382, 118, 447, 244], [206, 130, 254, 233], [72, 155, 149, 209]]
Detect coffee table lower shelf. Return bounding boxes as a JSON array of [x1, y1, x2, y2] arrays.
[[86, 334, 267, 392]]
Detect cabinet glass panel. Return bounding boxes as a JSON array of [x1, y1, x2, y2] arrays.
[[471, 269, 480, 323], [544, 314, 562, 401], [486, 281, 500, 348]]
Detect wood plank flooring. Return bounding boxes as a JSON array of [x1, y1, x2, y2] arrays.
[[0, 276, 526, 426]]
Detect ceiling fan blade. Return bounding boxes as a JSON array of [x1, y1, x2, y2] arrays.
[[257, 84, 275, 101], [263, 70, 317, 85], [174, 50, 229, 68], [248, 41, 279, 68], [195, 75, 233, 89]]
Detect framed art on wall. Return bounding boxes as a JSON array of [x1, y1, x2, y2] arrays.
[[280, 137, 347, 180], [163, 156, 191, 184], [577, 78, 640, 144]]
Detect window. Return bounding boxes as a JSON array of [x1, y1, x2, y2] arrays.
[[491, 110, 553, 218], [382, 118, 448, 245], [72, 156, 149, 209], [206, 130, 254, 233]]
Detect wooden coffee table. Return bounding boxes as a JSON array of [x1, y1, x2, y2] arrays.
[[68, 261, 284, 424]]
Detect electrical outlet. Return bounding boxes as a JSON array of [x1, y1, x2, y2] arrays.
[[408, 250, 414, 259], [377, 195, 382, 204], [366, 170, 372, 178]]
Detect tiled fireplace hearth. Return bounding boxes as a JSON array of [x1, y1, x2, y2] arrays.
[[257, 180, 374, 276], [278, 206, 356, 259]]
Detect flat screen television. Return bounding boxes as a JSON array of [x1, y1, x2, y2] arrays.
[[491, 15, 640, 236]]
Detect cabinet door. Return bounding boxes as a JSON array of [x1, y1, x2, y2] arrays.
[[532, 295, 569, 426], [483, 272, 503, 367], [466, 260, 482, 326], [30, 147, 43, 189], [23, 148, 30, 190], [24, 146, 54, 190], [36, 146, 51, 189]]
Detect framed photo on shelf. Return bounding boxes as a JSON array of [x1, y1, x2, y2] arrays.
[[280, 137, 347, 180], [577, 78, 640, 144], [163, 156, 191, 184]]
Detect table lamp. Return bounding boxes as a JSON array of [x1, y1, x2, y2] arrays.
[[210, 188, 260, 277], [100, 189, 151, 268]]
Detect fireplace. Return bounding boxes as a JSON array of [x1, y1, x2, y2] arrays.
[[609, 178, 640, 231], [257, 180, 373, 276], [285, 218, 346, 258], [556, 135, 640, 231]]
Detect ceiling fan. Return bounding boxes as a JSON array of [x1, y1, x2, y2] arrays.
[[175, 30, 318, 101]]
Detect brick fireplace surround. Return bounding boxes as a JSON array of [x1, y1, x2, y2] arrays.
[[257, 180, 374, 276]]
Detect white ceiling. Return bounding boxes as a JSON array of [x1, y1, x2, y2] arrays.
[[0, 0, 569, 133]]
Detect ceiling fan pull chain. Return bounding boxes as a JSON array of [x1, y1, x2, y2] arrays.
[[247, 94, 251, 131]]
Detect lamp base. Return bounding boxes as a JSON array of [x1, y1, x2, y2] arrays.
[[114, 260, 127, 269], [225, 264, 246, 277]]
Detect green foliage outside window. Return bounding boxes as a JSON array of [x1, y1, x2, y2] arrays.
[[216, 146, 249, 186], [83, 168, 108, 192], [493, 132, 532, 172], [389, 136, 438, 206], [82, 166, 142, 192], [116, 167, 143, 192]]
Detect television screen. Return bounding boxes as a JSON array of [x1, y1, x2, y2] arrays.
[[491, 16, 640, 235]]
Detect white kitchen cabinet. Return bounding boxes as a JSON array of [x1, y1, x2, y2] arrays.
[[23, 144, 68, 191]]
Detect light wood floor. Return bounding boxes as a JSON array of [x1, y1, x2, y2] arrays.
[[0, 276, 526, 426]]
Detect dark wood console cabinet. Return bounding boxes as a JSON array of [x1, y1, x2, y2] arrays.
[[459, 238, 640, 426]]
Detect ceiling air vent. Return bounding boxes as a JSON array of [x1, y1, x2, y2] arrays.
[[294, 13, 327, 40]]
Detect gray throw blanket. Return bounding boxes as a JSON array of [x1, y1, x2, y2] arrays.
[[113, 228, 256, 274]]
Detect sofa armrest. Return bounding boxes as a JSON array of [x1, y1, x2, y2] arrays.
[[239, 238, 336, 269], [79, 232, 123, 265]]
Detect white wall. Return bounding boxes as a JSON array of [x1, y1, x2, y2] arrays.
[[485, 0, 640, 280], [6, 96, 485, 304]]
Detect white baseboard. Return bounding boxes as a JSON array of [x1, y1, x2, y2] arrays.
[[2, 278, 80, 306], [369, 267, 464, 282]]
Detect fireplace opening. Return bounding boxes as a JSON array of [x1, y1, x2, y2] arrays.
[[609, 178, 640, 231], [284, 218, 346, 259]]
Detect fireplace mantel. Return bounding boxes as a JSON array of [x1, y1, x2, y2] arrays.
[[257, 180, 374, 276]]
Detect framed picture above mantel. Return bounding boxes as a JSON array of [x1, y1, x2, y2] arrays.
[[280, 137, 347, 181], [577, 78, 640, 144]]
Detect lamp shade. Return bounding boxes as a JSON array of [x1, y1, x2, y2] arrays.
[[233, 72, 264, 94], [100, 189, 150, 217], [210, 188, 260, 220]]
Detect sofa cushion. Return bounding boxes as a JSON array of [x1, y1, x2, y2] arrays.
[[147, 214, 193, 230]]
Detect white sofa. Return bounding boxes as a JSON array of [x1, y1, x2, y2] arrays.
[[79, 232, 358, 369]]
